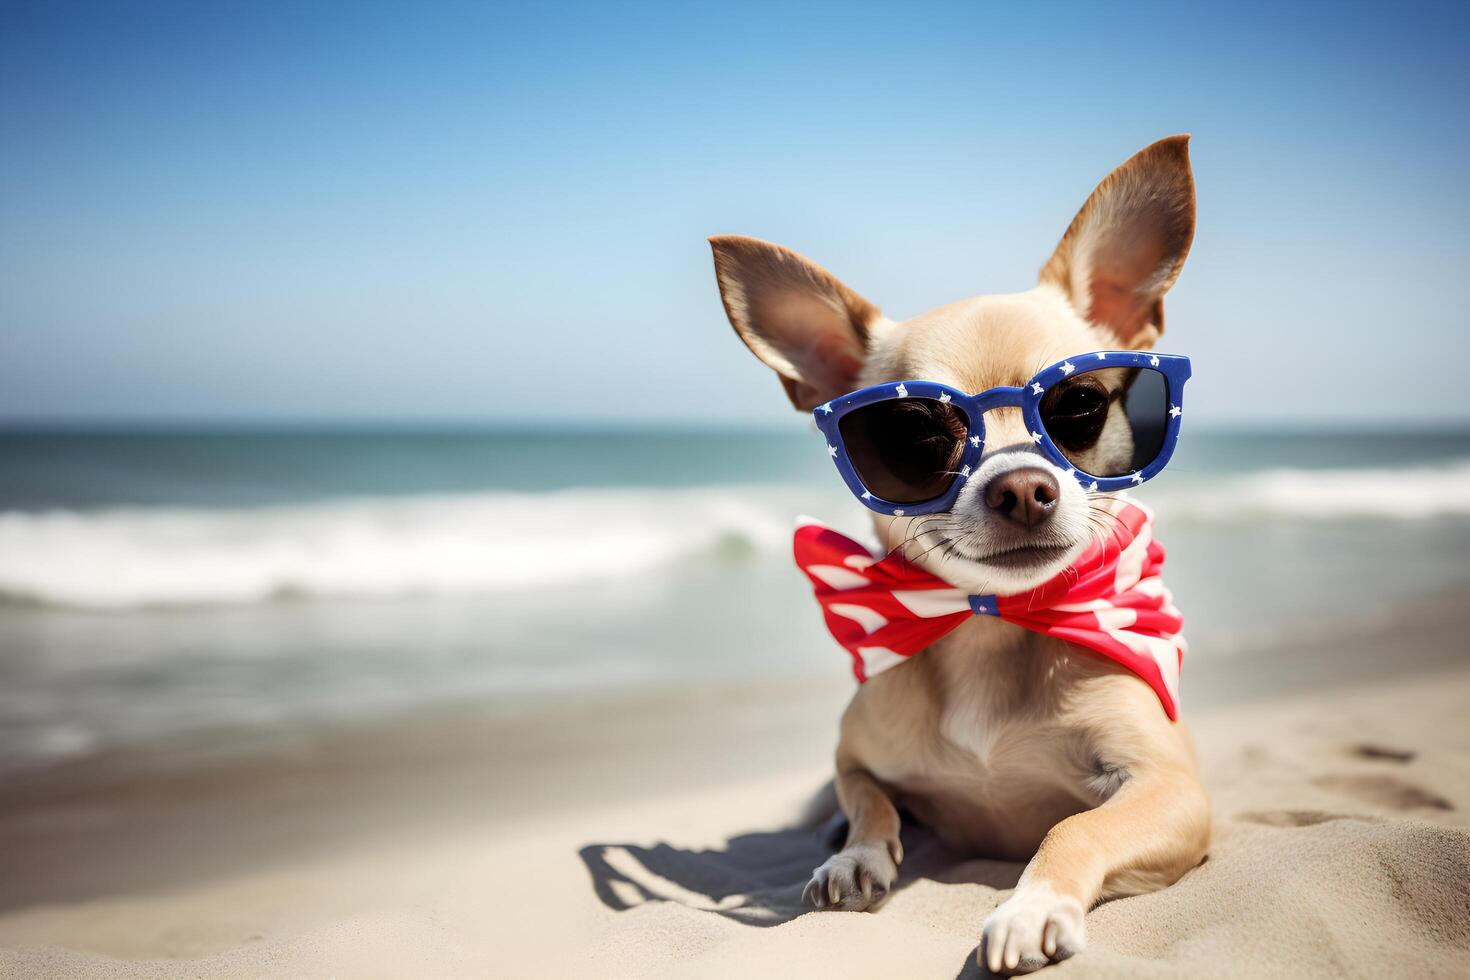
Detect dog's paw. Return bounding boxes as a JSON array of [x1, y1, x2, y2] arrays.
[[980, 883, 1086, 974], [801, 840, 899, 912]]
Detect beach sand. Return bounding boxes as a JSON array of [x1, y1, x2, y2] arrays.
[[1, 595, 1468, 978]]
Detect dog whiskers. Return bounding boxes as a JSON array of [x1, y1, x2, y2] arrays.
[[895, 515, 946, 566], [911, 533, 957, 564]]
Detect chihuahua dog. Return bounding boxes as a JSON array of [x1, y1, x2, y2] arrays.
[[708, 136, 1208, 974]]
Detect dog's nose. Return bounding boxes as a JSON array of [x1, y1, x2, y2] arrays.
[[984, 467, 1060, 527]]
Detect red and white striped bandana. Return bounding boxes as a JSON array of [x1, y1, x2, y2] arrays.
[[793, 498, 1186, 720]]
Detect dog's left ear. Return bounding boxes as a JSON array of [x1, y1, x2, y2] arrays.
[[1039, 135, 1196, 348]]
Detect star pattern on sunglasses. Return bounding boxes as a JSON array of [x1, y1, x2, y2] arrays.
[[809, 351, 1191, 514]]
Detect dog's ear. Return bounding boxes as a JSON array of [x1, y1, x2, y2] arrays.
[[709, 235, 881, 411], [1039, 135, 1196, 348]]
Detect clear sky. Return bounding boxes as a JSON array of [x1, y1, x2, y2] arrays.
[[1, 0, 1466, 427]]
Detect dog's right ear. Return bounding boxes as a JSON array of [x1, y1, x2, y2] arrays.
[[709, 235, 881, 411]]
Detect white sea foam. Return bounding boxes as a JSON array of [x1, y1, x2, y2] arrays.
[[0, 487, 803, 610], [1152, 460, 1470, 522], [1, 461, 1467, 610]]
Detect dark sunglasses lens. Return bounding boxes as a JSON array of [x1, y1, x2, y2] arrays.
[[1038, 367, 1169, 477], [838, 398, 968, 504]]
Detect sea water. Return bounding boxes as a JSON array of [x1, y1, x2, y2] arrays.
[[1, 426, 1468, 772]]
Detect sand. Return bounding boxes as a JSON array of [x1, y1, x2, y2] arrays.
[[1, 596, 1468, 978]]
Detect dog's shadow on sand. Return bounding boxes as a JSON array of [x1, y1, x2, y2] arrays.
[[578, 795, 1023, 929]]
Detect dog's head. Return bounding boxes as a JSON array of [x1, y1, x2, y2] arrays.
[[710, 136, 1195, 595]]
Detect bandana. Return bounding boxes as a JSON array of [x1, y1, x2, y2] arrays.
[[793, 498, 1186, 720]]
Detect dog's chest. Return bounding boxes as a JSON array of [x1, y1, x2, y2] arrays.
[[851, 628, 1104, 854], [936, 689, 1008, 762], [900, 690, 1078, 788], [884, 703, 1091, 855]]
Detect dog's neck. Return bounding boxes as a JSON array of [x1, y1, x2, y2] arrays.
[[927, 617, 1081, 714]]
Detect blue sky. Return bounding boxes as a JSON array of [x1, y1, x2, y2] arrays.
[[1, 0, 1466, 426]]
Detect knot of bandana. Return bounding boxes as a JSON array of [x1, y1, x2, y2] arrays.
[[793, 499, 1186, 720]]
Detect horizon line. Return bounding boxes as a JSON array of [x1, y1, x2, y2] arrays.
[[2, 417, 1469, 436]]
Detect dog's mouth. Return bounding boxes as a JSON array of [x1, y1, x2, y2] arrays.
[[976, 543, 1076, 570], [945, 539, 1078, 571]]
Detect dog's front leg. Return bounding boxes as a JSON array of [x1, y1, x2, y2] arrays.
[[802, 766, 902, 912], [981, 765, 1209, 974]]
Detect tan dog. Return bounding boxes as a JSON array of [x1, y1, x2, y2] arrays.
[[709, 136, 1209, 974]]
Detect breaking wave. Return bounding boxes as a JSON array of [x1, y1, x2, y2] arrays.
[[1152, 460, 1470, 522], [0, 487, 805, 610], [1, 460, 1466, 610]]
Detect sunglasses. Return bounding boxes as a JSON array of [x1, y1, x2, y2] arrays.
[[813, 351, 1192, 516]]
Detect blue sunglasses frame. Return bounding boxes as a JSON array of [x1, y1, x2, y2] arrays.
[[812, 351, 1192, 516]]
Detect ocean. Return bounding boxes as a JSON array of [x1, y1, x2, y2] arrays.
[[2, 426, 1468, 774]]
